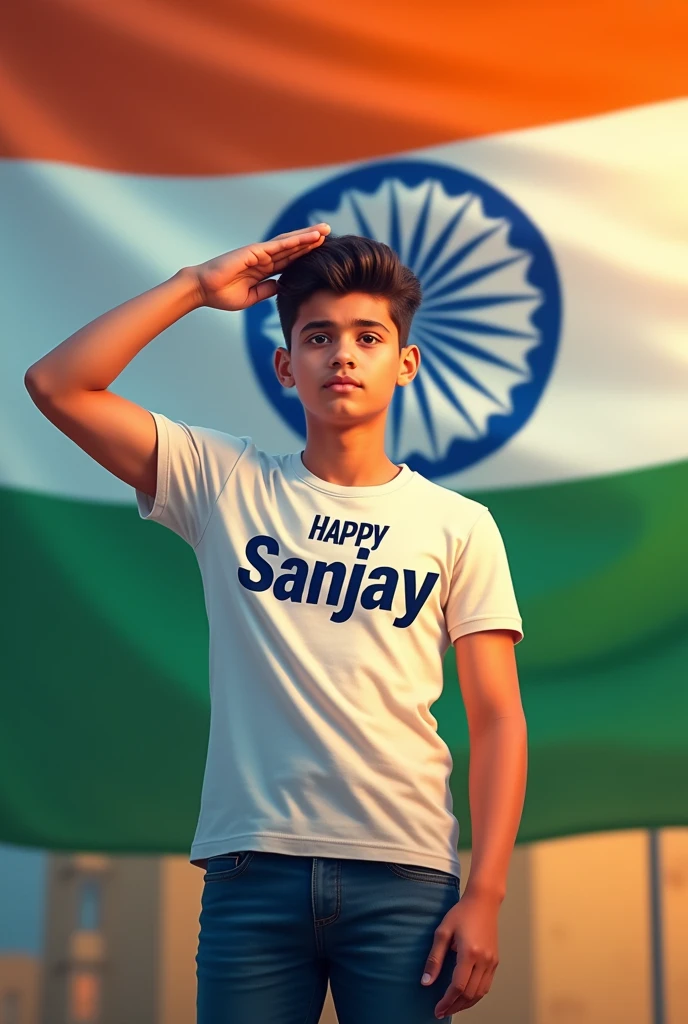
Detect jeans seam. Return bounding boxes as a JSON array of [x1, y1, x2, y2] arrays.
[[311, 859, 323, 955], [314, 861, 341, 925], [301, 977, 323, 1024]]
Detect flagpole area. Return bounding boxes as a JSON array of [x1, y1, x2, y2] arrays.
[[649, 829, 666, 1024]]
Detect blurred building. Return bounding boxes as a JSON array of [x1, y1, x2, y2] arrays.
[[0, 842, 45, 1024], [0, 955, 41, 1024], [39, 853, 197, 1024]]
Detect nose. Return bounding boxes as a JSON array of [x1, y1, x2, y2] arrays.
[[329, 340, 357, 367]]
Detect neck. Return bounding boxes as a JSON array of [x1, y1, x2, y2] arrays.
[[301, 413, 400, 487]]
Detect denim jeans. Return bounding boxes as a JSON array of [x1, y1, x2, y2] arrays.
[[196, 849, 461, 1024]]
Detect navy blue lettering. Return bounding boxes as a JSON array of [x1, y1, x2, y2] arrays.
[[354, 522, 374, 547], [393, 570, 440, 628], [372, 524, 390, 550], [339, 521, 358, 544], [237, 532, 438, 631], [308, 514, 330, 541], [323, 520, 341, 545], [237, 535, 278, 592], [360, 566, 399, 611], [330, 563, 367, 623], [273, 557, 309, 602], [306, 561, 346, 606]]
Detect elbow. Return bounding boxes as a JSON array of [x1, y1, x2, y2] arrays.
[[25, 367, 53, 403], [24, 368, 42, 397], [25, 363, 41, 387]]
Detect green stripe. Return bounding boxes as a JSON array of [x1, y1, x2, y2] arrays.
[[2, 457, 687, 853]]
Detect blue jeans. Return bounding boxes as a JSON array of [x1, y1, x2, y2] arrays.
[[196, 850, 461, 1024]]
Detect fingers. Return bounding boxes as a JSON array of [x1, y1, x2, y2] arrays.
[[440, 962, 496, 1015], [460, 962, 486, 1003], [270, 222, 331, 243], [434, 958, 476, 1017], [476, 962, 497, 1000], [270, 238, 325, 274], [263, 223, 330, 257], [421, 923, 452, 989], [252, 236, 326, 281], [246, 278, 279, 306], [243, 228, 328, 284], [244, 235, 325, 275]]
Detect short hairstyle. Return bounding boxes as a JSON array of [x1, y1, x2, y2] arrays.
[[275, 234, 422, 351]]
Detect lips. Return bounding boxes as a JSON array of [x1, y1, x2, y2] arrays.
[[324, 377, 361, 388]]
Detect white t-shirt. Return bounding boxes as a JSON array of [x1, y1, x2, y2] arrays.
[[136, 411, 523, 878]]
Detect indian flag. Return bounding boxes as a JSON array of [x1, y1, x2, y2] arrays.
[[2, 1, 687, 854]]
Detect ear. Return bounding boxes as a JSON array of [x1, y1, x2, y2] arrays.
[[274, 345, 296, 387], [397, 343, 421, 386]]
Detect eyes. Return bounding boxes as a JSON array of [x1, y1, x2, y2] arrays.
[[308, 333, 381, 346]]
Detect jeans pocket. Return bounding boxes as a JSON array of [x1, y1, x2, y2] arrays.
[[203, 850, 254, 882], [384, 861, 459, 889]]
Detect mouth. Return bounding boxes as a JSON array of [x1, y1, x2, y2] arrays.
[[325, 382, 361, 392], [324, 376, 362, 392]]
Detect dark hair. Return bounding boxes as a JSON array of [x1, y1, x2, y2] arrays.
[[275, 234, 422, 351]]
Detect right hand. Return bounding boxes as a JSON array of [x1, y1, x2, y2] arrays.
[[187, 223, 331, 311]]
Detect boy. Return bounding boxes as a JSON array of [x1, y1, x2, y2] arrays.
[[25, 224, 528, 1023]]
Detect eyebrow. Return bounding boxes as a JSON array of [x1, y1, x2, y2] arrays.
[[299, 318, 390, 336]]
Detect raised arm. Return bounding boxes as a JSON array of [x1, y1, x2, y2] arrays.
[[24, 224, 330, 497], [24, 270, 201, 497]]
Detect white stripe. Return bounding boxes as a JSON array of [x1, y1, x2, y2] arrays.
[[4, 98, 687, 502]]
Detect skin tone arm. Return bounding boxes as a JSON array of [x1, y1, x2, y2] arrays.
[[24, 224, 330, 497], [422, 628, 528, 1017]]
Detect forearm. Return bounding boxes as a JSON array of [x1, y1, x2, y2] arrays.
[[463, 712, 528, 904], [25, 267, 202, 395]]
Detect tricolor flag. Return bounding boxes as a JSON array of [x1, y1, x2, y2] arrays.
[[2, 1, 687, 853]]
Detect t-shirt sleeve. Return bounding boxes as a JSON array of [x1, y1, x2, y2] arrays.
[[444, 508, 524, 645], [135, 410, 250, 548]]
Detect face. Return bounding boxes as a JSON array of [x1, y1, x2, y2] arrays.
[[274, 290, 420, 428]]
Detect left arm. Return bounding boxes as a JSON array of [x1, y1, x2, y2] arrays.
[[459, 628, 528, 904], [424, 628, 528, 1016]]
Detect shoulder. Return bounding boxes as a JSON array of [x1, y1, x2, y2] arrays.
[[180, 422, 295, 481], [410, 472, 489, 530], [160, 416, 253, 464], [180, 420, 251, 451]]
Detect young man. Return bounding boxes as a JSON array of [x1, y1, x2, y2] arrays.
[[25, 224, 528, 1023]]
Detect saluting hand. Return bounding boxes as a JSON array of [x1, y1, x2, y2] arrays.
[[187, 223, 331, 312]]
